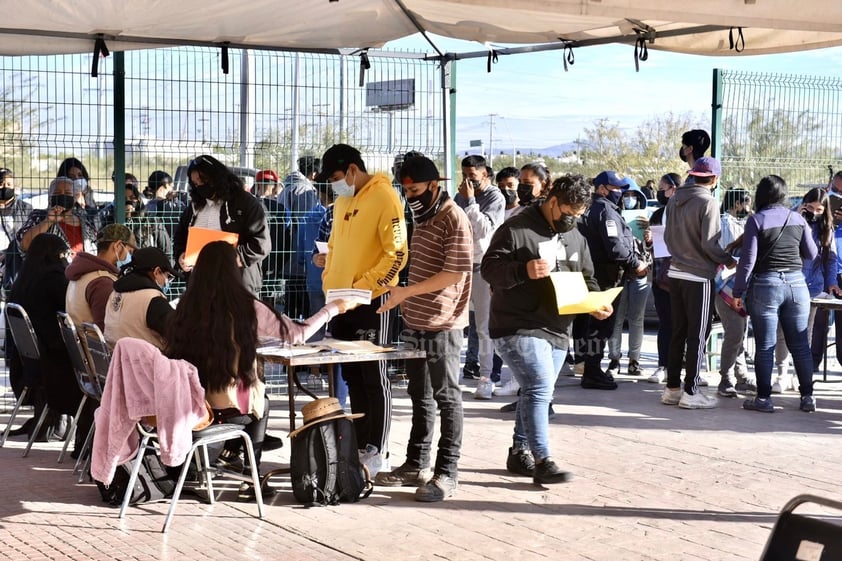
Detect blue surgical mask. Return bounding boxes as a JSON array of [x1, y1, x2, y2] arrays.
[[116, 245, 132, 269], [622, 195, 637, 210], [158, 278, 171, 295], [331, 172, 355, 198]]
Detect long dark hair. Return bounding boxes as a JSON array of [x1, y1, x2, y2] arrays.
[[754, 175, 788, 211], [57, 157, 90, 180], [165, 241, 287, 393], [802, 187, 834, 262], [186, 154, 244, 209], [10, 233, 68, 300], [166, 241, 256, 392]]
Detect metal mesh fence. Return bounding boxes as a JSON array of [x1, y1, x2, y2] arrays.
[[717, 69, 842, 196], [0, 46, 443, 409]]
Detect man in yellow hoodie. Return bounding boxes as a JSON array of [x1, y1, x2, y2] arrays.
[[317, 143, 408, 475]]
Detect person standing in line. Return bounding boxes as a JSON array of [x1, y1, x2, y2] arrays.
[[482, 175, 611, 485], [661, 157, 736, 410], [645, 173, 680, 384], [573, 170, 646, 390], [317, 143, 408, 474], [173, 155, 270, 297], [454, 154, 505, 399], [713, 189, 755, 397], [375, 156, 472, 502], [733, 175, 819, 413]]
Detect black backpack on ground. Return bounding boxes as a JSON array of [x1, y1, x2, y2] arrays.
[[290, 417, 373, 506], [95, 448, 175, 506]]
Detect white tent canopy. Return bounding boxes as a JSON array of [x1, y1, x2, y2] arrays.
[[1, 0, 842, 58]]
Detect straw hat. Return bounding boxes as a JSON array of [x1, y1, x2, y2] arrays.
[[288, 397, 363, 439]]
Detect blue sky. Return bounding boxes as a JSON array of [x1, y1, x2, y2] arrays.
[[385, 34, 842, 153]]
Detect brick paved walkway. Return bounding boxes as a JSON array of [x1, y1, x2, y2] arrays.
[[2, 336, 841, 561]]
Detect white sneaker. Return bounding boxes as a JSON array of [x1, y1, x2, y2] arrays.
[[474, 377, 494, 400], [678, 390, 718, 409], [359, 444, 384, 477], [661, 387, 682, 405], [771, 379, 783, 394], [648, 367, 666, 384], [494, 379, 520, 397]]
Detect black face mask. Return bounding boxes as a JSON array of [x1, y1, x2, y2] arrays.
[[195, 184, 215, 200], [406, 185, 439, 222], [50, 194, 75, 210], [517, 183, 535, 205], [554, 213, 578, 233], [605, 189, 623, 206], [679, 146, 688, 162], [502, 189, 518, 206], [0, 187, 14, 202], [802, 210, 817, 223], [737, 210, 749, 219], [656, 190, 670, 206]]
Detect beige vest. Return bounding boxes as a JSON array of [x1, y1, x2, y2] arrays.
[[66, 270, 117, 326], [104, 288, 167, 350]]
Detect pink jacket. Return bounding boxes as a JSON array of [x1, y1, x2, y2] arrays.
[[91, 338, 207, 485]]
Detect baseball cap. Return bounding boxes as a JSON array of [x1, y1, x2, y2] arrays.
[[593, 171, 629, 189], [315, 144, 364, 183], [255, 169, 278, 184], [688, 156, 722, 177], [130, 247, 177, 276], [399, 156, 448, 185], [97, 223, 134, 245]]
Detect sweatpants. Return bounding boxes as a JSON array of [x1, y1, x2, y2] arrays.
[[666, 277, 713, 395], [330, 294, 392, 456]]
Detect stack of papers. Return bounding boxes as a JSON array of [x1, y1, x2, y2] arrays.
[[256, 337, 393, 357], [326, 288, 372, 307]]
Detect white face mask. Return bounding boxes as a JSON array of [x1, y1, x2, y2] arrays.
[[331, 172, 355, 198], [72, 178, 87, 192]]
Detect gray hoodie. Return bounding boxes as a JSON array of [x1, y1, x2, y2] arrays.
[[664, 182, 735, 279]]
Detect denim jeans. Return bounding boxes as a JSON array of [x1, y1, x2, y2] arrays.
[[494, 334, 566, 461], [608, 276, 649, 362], [400, 328, 464, 478], [745, 271, 814, 399]]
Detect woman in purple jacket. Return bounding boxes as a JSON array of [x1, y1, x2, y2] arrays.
[[732, 175, 818, 413]]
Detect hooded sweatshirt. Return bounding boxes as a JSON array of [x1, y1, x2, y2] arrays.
[[65, 251, 119, 329], [664, 182, 734, 279]]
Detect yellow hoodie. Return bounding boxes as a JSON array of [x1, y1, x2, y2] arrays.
[[323, 172, 408, 298]]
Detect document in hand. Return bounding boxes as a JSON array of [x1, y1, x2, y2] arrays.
[[325, 288, 372, 307], [184, 227, 239, 267], [550, 271, 623, 315]]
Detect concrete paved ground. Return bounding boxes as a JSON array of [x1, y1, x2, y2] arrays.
[[1, 332, 841, 561]]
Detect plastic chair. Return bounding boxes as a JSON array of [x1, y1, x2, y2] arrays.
[[56, 313, 104, 464], [759, 494, 842, 560], [2, 302, 51, 457], [119, 421, 265, 533], [75, 322, 111, 479]]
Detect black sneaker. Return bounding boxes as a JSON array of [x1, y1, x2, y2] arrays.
[[500, 401, 517, 413], [627, 359, 642, 376], [462, 361, 480, 380], [262, 433, 284, 451], [506, 447, 535, 476], [581, 370, 618, 390], [216, 450, 245, 472], [606, 359, 621, 377], [533, 458, 572, 485]]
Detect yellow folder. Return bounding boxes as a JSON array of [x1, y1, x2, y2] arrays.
[[550, 271, 623, 315]]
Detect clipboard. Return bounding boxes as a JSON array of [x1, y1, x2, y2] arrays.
[[184, 227, 239, 267]]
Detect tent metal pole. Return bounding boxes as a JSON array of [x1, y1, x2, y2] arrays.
[[114, 51, 126, 224]]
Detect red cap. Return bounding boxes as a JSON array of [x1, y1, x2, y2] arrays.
[[256, 169, 279, 184]]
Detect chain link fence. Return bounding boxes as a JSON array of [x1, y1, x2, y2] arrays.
[[1, 46, 444, 410]]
